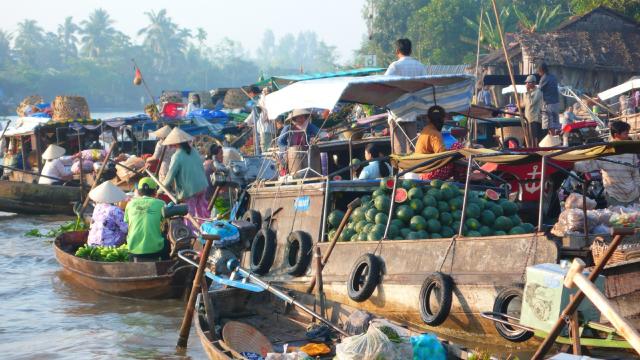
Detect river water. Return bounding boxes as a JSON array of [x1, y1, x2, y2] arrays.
[[0, 213, 206, 359]]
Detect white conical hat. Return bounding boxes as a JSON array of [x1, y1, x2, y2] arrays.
[[89, 181, 126, 204], [42, 144, 65, 160], [150, 125, 172, 139], [539, 134, 561, 147], [163, 127, 194, 146]]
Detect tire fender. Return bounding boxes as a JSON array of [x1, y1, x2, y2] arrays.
[[419, 272, 453, 326], [284, 231, 313, 276], [347, 253, 382, 302], [493, 286, 533, 342], [249, 228, 276, 275]]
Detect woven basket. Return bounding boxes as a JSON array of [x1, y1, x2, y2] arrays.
[[223, 89, 248, 109], [160, 91, 183, 104], [16, 95, 43, 117], [221, 321, 273, 357], [52, 96, 90, 122], [591, 236, 640, 266]]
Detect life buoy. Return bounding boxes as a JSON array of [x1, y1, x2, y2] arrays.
[[419, 272, 453, 326], [284, 231, 313, 276], [493, 287, 533, 342], [347, 253, 382, 302], [243, 210, 262, 230], [250, 228, 276, 275]]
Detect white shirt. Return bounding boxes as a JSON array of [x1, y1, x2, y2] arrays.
[[358, 161, 392, 180], [39, 158, 70, 185], [244, 96, 276, 134], [385, 56, 427, 77]]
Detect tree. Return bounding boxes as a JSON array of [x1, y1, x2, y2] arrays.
[[14, 19, 46, 66], [57, 16, 79, 62], [570, 0, 640, 20], [79, 8, 116, 58], [195, 27, 207, 47], [513, 4, 567, 33], [256, 29, 275, 66], [0, 30, 11, 68], [138, 9, 189, 72]]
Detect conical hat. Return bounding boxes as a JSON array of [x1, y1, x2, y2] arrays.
[[89, 181, 126, 204], [163, 127, 194, 146], [151, 125, 172, 139], [285, 108, 311, 122], [42, 144, 65, 160], [539, 134, 561, 147]]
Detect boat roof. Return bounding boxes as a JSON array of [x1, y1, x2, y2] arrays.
[[4, 115, 153, 137], [598, 77, 640, 101], [501, 84, 527, 94], [264, 74, 475, 120], [255, 68, 386, 88]]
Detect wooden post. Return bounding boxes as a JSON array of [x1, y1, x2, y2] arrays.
[[77, 131, 84, 203], [314, 246, 326, 318], [564, 259, 640, 354], [569, 295, 582, 355], [177, 235, 215, 349], [199, 276, 216, 335]]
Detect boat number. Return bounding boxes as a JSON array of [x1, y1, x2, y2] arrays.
[[294, 196, 311, 212]]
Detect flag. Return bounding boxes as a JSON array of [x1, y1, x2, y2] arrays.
[[133, 67, 142, 86]]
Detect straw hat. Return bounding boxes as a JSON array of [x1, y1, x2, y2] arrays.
[[42, 144, 66, 160], [539, 134, 561, 147], [151, 125, 172, 139], [89, 181, 126, 204], [162, 127, 194, 146], [525, 75, 537, 84], [285, 108, 311, 122]]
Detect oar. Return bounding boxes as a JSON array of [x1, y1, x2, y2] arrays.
[[144, 169, 203, 231], [0, 119, 11, 144], [74, 142, 117, 216]]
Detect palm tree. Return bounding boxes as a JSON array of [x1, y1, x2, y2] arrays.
[[513, 4, 566, 33], [195, 27, 207, 47], [138, 9, 189, 71], [79, 8, 116, 58], [57, 16, 79, 61], [14, 19, 46, 65], [462, 7, 514, 52]]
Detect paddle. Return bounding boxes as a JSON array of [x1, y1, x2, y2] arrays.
[[74, 142, 117, 217]]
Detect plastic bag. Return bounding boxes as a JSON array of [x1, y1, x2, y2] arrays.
[[71, 159, 94, 174], [335, 324, 399, 360], [565, 193, 596, 210], [552, 209, 598, 236], [410, 333, 446, 360]]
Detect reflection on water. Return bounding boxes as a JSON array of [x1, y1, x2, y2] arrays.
[[0, 214, 204, 360]]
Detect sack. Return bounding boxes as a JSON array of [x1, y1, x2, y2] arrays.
[[335, 325, 399, 360], [71, 160, 94, 174], [410, 333, 446, 360], [565, 193, 596, 210]]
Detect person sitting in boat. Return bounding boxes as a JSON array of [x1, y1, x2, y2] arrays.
[[39, 144, 73, 185], [145, 125, 175, 182], [277, 109, 321, 149], [124, 177, 168, 261], [574, 121, 640, 207], [358, 143, 392, 180], [87, 181, 128, 247], [161, 127, 210, 227], [415, 106, 446, 155], [186, 94, 201, 114]]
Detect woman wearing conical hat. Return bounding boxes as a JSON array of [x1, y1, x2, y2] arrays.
[[87, 181, 128, 247], [38, 144, 73, 185], [146, 125, 175, 182], [162, 127, 210, 228]]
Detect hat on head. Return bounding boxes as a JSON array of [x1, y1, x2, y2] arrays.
[[285, 108, 311, 122], [539, 134, 561, 147], [151, 125, 172, 139], [138, 177, 158, 191], [162, 127, 194, 146], [42, 144, 66, 160], [525, 75, 537, 84], [89, 181, 126, 204]]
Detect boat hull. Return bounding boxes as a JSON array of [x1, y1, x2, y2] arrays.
[[54, 231, 187, 299], [0, 180, 79, 215]]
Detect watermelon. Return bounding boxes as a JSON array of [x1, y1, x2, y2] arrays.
[[421, 206, 439, 220], [509, 226, 526, 235], [372, 189, 387, 198], [327, 210, 345, 228], [440, 187, 455, 201], [441, 182, 460, 194], [479, 226, 493, 236], [375, 212, 388, 225], [380, 177, 395, 190], [388, 225, 400, 238], [477, 198, 487, 210], [465, 203, 481, 219], [401, 179, 416, 189], [430, 233, 443, 239], [416, 230, 429, 239], [495, 216, 513, 231], [489, 203, 504, 217], [441, 226, 455, 238], [391, 219, 404, 228], [365, 208, 378, 222], [521, 223, 536, 233], [501, 201, 519, 216], [465, 218, 481, 230], [374, 196, 391, 212], [427, 219, 442, 233], [422, 195, 438, 208], [430, 179, 444, 188], [510, 214, 522, 226], [352, 207, 366, 222], [327, 229, 336, 241], [340, 228, 355, 242], [480, 210, 496, 225], [427, 188, 443, 201], [484, 189, 500, 201], [400, 228, 412, 238], [437, 201, 449, 213], [355, 220, 368, 233], [361, 195, 372, 204], [363, 223, 374, 234], [408, 187, 424, 200], [494, 230, 507, 236], [467, 230, 482, 237], [452, 221, 466, 234], [394, 188, 408, 203], [410, 215, 428, 231], [406, 231, 421, 240], [452, 210, 462, 220], [357, 232, 368, 241], [439, 212, 453, 226], [409, 198, 424, 212], [350, 233, 359, 242], [395, 205, 414, 222]]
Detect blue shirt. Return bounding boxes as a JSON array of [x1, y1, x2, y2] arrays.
[[277, 123, 320, 148], [358, 161, 392, 180], [539, 73, 559, 104]]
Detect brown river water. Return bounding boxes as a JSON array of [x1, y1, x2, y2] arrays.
[[0, 213, 206, 359]]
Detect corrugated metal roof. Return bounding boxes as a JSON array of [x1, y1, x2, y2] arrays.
[[423, 64, 472, 75]]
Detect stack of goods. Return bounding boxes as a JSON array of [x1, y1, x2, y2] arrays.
[[326, 179, 535, 242], [51, 95, 90, 122], [74, 243, 129, 262], [16, 95, 43, 117]]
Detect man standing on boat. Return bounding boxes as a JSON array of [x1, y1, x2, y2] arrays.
[[522, 75, 544, 144], [385, 38, 426, 155], [243, 87, 275, 154], [537, 63, 561, 136]]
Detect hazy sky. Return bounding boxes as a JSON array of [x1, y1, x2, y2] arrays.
[[1, 0, 368, 62]]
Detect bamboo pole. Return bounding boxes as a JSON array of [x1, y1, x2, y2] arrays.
[[473, 2, 485, 103], [490, 0, 531, 147]]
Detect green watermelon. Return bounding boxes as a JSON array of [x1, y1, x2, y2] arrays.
[[408, 187, 424, 200], [355, 220, 368, 233], [501, 201, 519, 216], [427, 218, 442, 233], [479, 226, 493, 236], [340, 228, 355, 242], [327, 229, 336, 241], [400, 228, 412, 238], [357, 232, 368, 241], [465, 203, 481, 219], [374, 196, 391, 212], [361, 195, 372, 204], [395, 205, 414, 222], [439, 212, 453, 226], [363, 223, 374, 234], [441, 226, 455, 238], [489, 203, 504, 217], [451, 221, 464, 233], [467, 230, 482, 237], [422, 195, 438, 208], [509, 226, 526, 235], [495, 216, 513, 231], [375, 212, 388, 225], [421, 206, 439, 220], [380, 177, 394, 190], [409, 198, 424, 212], [441, 182, 460, 195], [477, 198, 488, 210], [494, 230, 507, 236], [440, 187, 455, 201], [352, 207, 366, 222], [327, 210, 345, 228], [372, 189, 387, 198], [430, 179, 444, 188], [465, 218, 481, 230], [510, 214, 522, 226], [394, 188, 408, 203], [401, 179, 415, 189], [410, 215, 428, 231], [350, 233, 359, 241], [406, 231, 421, 240], [427, 188, 443, 201], [391, 219, 404, 228], [437, 201, 449, 213], [521, 223, 535, 233], [480, 210, 496, 225], [365, 208, 378, 222], [452, 210, 462, 220], [388, 225, 400, 238], [430, 233, 443, 239], [416, 230, 429, 239]]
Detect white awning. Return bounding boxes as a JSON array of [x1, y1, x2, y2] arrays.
[[501, 84, 527, 95], [4, 117, 51, 136], [598, 78, 640, 101]]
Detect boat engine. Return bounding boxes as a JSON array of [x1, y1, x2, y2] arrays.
[[200, 219, 257, 274]]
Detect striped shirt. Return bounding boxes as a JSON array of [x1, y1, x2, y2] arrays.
[[574, 153, 640, 203], [385, 56, 427, 77]]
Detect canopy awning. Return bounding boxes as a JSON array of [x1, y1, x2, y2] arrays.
[[263, 74, 475, 120], [255, 68, 386, 88], [598, 77, 640, 101], [501, 84, 527, 95], [4, 117, 50, 136]]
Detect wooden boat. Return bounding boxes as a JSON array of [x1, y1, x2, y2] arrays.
[[54, 230, 189, 299], [0, 179, 80, 215]]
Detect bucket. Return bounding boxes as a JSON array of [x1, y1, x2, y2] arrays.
[[287, 145, 321, 176], [52, 96, 90, 122]]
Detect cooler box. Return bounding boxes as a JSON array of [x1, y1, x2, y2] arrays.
[[520, 263, 604, 335]]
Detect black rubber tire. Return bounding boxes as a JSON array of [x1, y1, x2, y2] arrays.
[[243, 210, 262, 230], [419, 272, 453, 326], [249, 228, 276, 275], [347, 253, 382, 302], [284, 231, 313, 276], [493, 287, 533, 342]]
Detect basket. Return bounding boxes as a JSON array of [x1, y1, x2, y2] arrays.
[[223, 89, 248, 110], [16, 95, 43, 117], [52, 96, 90, 122], [221, 321, 273, 357], [160, 91, 183, 104], [591, 236, 640, 266]]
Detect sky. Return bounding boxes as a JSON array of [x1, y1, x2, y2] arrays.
[[1, 0, 369, 62]]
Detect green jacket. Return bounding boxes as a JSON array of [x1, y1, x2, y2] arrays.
[[163, 148, 208, 200], [124, 196, 165, 255]]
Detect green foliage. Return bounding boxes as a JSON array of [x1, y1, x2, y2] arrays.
[[570, 0, 640, 21], [25, 218, 88, 238]]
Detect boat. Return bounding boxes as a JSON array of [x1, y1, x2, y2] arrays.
[[0, 180, 81, 215], [54, 230, 189, 299]]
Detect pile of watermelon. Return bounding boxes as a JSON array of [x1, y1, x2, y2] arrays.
[[326, 178, 536, 242]]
